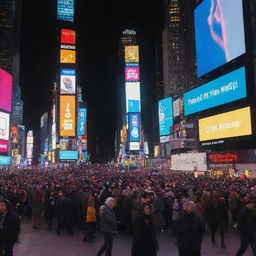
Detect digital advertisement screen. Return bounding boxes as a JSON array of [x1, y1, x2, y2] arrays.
[[61, 29, 76, 44], [184, 67, 247, 115], [125, 67, 140, 81], [0, 112, 9, 141], [199, 106, 252, 141], [194, 0, 245, 77], [78, 108, 87, 136], [125, 46, 139, 63], [0, 156, 11, 165], [0, 139, 8, 153], [60, 69, 76, 94], [125, 82, 141, 113], [158, 98, 173, 136], [60, 150, 78, 160], [128, 113, 140, 143], [60, 50, 76, 63], [130, 142, 140, 151], [0, 69, 12, 112], [57, 0, 74, 22], [60, 96, 76, 137]]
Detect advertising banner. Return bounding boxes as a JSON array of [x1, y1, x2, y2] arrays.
[[173, 98, 182, 118], [184, 67, 247, 115], [61, 29, 76, 44], [128, 113, 140, 143], [57, 0, 74, 22], [60, 50, 76, 63], [0, 112, 9, 141], [60, 96, 76, 137], [10, 126, 19, 144], [199, 106, 252, 141], [0, 69, 12, 112], [59, 150, 78, 160], [125, 67, 140, 81], [78, 108, 87, 136], [0, 156, 11, 165], [0, 139, 8, 153], [130, 142, 140, 151], [194, 0, 245, 77], [60, 69, 76, 94], [125, 82, 141, 113], [125, 46, 139, 63], [158, 98, 173, 136]]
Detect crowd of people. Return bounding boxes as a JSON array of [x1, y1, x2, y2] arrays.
[[0, 164, 256, 256]]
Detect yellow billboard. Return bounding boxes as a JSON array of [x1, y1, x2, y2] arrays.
[[125, 46, 139, 63], [60, 50, 76, 63], [60, 96, 76, 137], [199, 107, 252, 141]]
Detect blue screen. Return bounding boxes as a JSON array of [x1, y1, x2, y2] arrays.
[[60, 150, 78, 160], [129, 113, 140, 142], [0, 156, 11, 165], [128, 100, 140, 112], [78, 108, 87, 136], [158, 98, 173, 136], [57, 0, 74, 22], [184, 67, 247, 116], [195, 0, 245, 77]]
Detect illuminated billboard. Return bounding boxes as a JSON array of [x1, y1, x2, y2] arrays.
[[0, 112, 9, 141], [60, 50, 76, 63], [0, 140, 8, 153], [0, 69, 12, 112], [60, 150, 78, 160], [60, 69, 76, 94], [57, 0, 74, 22], [61, 29, 76, 44], [125, 46, 139, 63], [60, 95, 76, 137], [184, 67, 247, 115], [128, 113, 140, 143], [78, 108, 87, 136], [125, 82, 141, 113], [158, 98, 173, 136], [0, 156, 11, 165], [194, 0, 245, 77], [125, 67, 140, 81], [199, 107, 252, 141]]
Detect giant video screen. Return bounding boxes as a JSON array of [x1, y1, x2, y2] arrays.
[[0, 112, 9, 141], [125, 46, 139, 63], [194, 0, 245, 77], [158, 98, 173, 136], [57, 0, 74, 22], [125, 82, 141, 113], [184, 67, 247, 116], [60, 69, 76, 94], [0, 69, 12, 112], [199, 106, 252, 141], [128, 113, 140, 143]]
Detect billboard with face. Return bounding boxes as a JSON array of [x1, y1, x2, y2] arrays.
[[0, 112, 9, 141], [125, 82, 141, 113], [60, 69, 76, 94], [0, 69, 12, 112], [125, 46, 139, 63], [125, 67, 140, 81], [61, 29, 76, 44], [60, 50, 76, 63]]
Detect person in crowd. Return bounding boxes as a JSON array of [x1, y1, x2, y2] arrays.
[[173, 200, 204, 256], [83, 197, 96, 243], [0, 199, 20, 256], [132, 203, 159, 256], [97, 197, 117, 256], [32, 184, 44, 229], [44, 189, 56, 230]]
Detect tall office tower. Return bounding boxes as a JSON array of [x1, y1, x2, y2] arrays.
[[12, 84, 23, 125], [162, 0, 196, 97]]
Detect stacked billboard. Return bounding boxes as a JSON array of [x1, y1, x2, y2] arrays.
[[26, 130, 33, 165]]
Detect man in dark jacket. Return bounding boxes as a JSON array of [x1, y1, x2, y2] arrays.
[[173, 200, 204, 256], [236, 199, 256, 256], [97, 197, 117, 256]]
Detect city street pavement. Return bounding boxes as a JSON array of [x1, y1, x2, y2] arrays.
[[14, 220, 252, 256]]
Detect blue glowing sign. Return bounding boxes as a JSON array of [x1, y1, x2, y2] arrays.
[[0, 156, 11, 165], [128, 113, 140, 142], [83, 152, 88, 160], [57, 0, 74, 22], [158, 98, 173, 136], [184, 67, 247, 116], [77, 108, 87, 136], [59, 150, 78, 160], [194, 0, 245, 77]]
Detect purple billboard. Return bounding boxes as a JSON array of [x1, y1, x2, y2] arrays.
[[0, 69, 12, 112]]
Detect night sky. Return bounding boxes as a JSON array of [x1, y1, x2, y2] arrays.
[[20, 0, 163, 161]]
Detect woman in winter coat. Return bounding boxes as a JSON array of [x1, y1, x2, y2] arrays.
[[132, 203, 159, 256]]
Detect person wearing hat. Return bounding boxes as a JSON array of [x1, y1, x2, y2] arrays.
[[0, 199, 20, 256]]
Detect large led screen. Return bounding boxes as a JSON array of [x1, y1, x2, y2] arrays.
[[60, 69, 76, 94], [0, 139, 8, 153], [60, 50, 76, 64], [60, 150, 78, 160], [78, 108, 87, 136], [128, 113, 140, 143], [0, 156, 11, 165], [0, 112, 9, 141], [199, 107, 252, 141], [57, 0, 74, 22], [125, 67, 140, 81], [158, 98, 173, 136], [60, 96, 76, 137], [125, 46, 139, 63], [61, 29, 76, 44], [0, 69, 12, 112], [184, 67, 247, 116], [125, 82, 141, 113], [194, 0, 245, 77]]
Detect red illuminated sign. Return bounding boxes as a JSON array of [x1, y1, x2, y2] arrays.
[[61, 29, 76, 45], [208, 153, 238, 163]]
